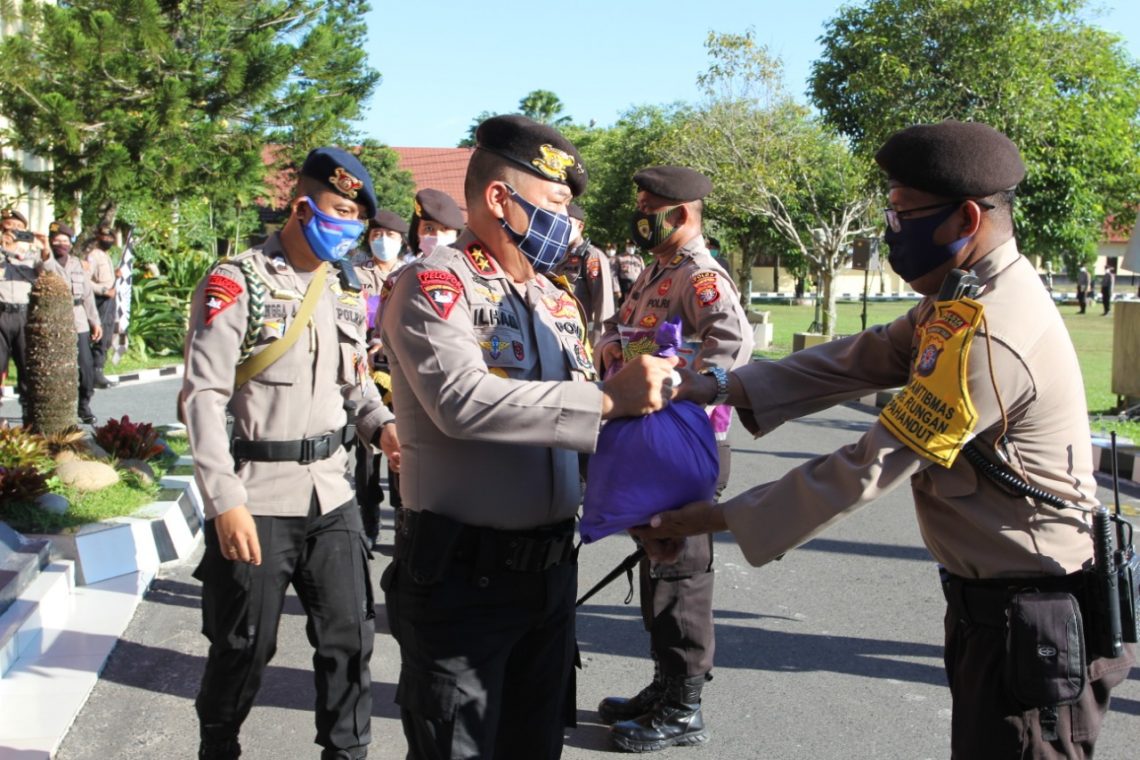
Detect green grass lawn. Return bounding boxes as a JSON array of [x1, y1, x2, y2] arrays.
[[749, 298, 1140, 440], [3, 342, 181, 386]]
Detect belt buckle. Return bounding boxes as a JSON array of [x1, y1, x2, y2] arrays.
[[299, 436, 329, 464]]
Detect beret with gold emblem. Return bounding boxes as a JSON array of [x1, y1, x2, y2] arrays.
[[299, 146, 377, 218], [633, 166, 713, 203], [48, 220, 75, 239], [1, 208, 28, 226], [475, 114, 588, 197], [875, 120, 1026, 198], [370, 209, 409, 234], [412, 189, 465, 231]]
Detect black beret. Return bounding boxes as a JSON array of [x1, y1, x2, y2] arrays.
[[475, 114, 588, 197], [48, 220, 74, 239], [299, 146, 377, 219], [567, 203, 585, 222], [370, 209, 409, 234], [633, 166, 713, 202], [1, 208, 27, 226], [413, 189, 465, 231], [875, 120, 1026, 197]]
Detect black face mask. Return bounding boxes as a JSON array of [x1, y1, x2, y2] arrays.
[[95, 238, 114, 250], [51, 243, 71, 258], [883, 204, 971, 283], [630, 206, 680, 251]]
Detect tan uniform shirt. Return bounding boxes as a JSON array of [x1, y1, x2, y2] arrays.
[[86, 248, 115, 298], [595, 236, 753, 374], [181, 234, 393, 520], [724, 239, 1096, 579], [38, 254, 98, 332], [379, 232, 604, 530], [1, 249, 37, 305], [553, 241, 616, 348]]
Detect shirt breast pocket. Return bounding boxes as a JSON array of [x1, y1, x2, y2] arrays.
[[336, 320, 367, 388]]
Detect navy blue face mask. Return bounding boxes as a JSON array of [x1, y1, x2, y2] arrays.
[[883, 203, 971, 284], [499, 185, 573, 274]]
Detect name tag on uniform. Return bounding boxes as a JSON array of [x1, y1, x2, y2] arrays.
[[879, 297, 984, 467]]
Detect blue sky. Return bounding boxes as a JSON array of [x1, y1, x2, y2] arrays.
[[358, 1, 1140, 148]]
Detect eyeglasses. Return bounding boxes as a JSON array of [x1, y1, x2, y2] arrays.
[[883, 199, 994, 233]]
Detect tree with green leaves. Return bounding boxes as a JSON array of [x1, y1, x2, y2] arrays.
[[811, 0, 1140, 273], [457, 90, 573, 147], [0, 0, 378, 229], [354, 139, 416, 218], [662, 31, 875, 334]]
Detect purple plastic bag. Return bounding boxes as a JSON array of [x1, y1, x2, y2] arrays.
[[580, 318, 719, 543]]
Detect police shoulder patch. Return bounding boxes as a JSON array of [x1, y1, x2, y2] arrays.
[[204, 270, 244, 325], [691, 271, 720, 308], [417, 269, 463, 319]]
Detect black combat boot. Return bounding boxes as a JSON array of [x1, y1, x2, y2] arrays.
[[610, 674, 709, 752], [597, 664, 664, 724], [198, 738, 241, 760]]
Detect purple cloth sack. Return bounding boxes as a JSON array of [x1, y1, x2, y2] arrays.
[[580, 319, 719, 543]]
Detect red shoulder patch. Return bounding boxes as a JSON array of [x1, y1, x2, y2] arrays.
[[418, 270, 463, 319], [464, 244, 499, 276], [587, 257, 601, 279], [691, 272, 720, 308], [204, 272, 243, 325]]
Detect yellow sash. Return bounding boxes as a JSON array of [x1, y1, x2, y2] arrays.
[[234, 264, 328, 388], [879, 297, 984, 467]]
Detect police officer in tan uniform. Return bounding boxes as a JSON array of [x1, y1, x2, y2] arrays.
[[637, 121, 1136, 758], [405, 187, 464, 263], [593, 166, 753, 753], [378, 114, 678, 760], [85, 225, 119, 388], [351, 208, 409, 547], [181, 147, 398, 760], [0, 209, 37, 403], [552, 203, 615, 348], [615, 239, 646, 305], [37, 221, 102, 424]]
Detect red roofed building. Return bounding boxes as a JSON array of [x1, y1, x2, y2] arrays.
[[391, 147, 473, 213]]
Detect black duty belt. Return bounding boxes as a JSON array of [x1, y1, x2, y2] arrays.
[[940, 568, 1089, 628], [231, 427, 351, 465], [72, 297, 82, 305], [394, 508, 576, 573], [0, 302, 28, 313]]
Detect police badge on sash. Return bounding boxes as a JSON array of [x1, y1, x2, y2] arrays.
[[879, 297, 984, 467]]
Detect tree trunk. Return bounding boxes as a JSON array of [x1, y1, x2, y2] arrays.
[[821, 266, 838, 337]]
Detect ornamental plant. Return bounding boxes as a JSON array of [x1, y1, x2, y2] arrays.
[[0, 424, 51, 470], [94, 415, 165, 461], [0, 465, 50, 503]]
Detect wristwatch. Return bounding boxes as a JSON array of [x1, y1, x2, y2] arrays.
[[700, 366, 729, 406]]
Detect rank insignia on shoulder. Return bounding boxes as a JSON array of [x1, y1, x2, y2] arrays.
[[418, 270, 463, 319], [464, 244, 499, 276], [204, 272, 243, 325]]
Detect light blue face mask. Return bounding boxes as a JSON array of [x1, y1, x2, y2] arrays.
[[300, 197, 365, 262], [498, 185, 573, 274]]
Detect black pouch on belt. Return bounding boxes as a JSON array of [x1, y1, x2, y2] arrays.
[[401, 509, 466, 586], [1005, 591, 1087, 707]]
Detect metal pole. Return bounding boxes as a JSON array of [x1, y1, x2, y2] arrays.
[[861, 267, 870, 331]]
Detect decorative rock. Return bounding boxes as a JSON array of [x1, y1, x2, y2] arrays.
[[36, 492, 70, 515], [54, 449, 78, 464], [56, 460, 120, 492], [80, 436, 112, 461], [118, 458, 156, 487]]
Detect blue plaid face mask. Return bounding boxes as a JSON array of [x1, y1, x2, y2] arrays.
[[499, 185, 572, 274]]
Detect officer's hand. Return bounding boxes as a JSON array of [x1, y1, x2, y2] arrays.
[[367, 343, 383, 357], [634, 534, 687, 565], [674, 368, 718, 405], [601, 354, 679, 419], [215, 505, 262, 565], [599, 342, 624, 376], [90, 323, 103, 342], [379, 422, 401, 473], [630, 501, 726, 541]]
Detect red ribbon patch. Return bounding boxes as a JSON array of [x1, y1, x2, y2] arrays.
[[204, 272, 243, 325], [418, 270, 463, 319]]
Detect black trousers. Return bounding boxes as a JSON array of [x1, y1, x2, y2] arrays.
[[76, 332, 94, 415], [635, 441, 730, 679], [355, 445, 383, 540], [1076, 289, 1087, 313], [0, 308, 27, 395], [91, 295, 115, 372], [383, 543, 577, 760], [195, 500, 375, 759], [944, 604, 1134, 758]]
